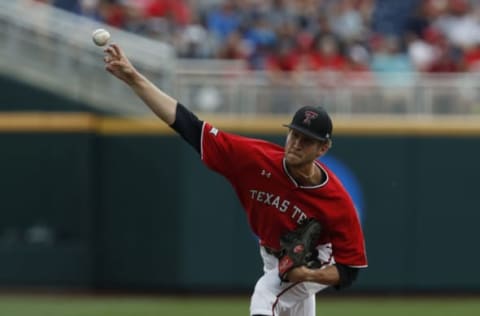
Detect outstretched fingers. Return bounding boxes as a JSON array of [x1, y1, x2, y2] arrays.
[[104, 45, 118, 60], [111, 44, 125, 59], [102, 44, 134, 82]]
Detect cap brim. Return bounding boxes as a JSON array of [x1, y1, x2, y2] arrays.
[[282, 124, 328, 141]]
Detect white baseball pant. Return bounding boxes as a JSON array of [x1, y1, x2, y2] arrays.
[[250, 245, 334, 316]]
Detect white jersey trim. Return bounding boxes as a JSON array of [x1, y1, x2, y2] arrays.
[[200, 121, 206, 161], [282, 158, 329, 189], [346, 264, 368, 268]]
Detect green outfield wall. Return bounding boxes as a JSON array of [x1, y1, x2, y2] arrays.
[[0, 76, 93, 112], [0, 113, 479, 293]]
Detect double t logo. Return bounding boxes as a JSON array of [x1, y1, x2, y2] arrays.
[[303, 111, 318, 125]]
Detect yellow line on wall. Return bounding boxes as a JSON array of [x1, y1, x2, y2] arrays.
[[0, 112, 480, 136], [93, 114, 480, 137], [0, 112, 98, 132]]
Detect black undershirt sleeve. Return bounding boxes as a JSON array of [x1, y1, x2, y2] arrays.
[[169, 103, 203, 154], [335, 264, 360, 290]]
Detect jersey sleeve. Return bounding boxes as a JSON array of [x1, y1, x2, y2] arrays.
[[330, 204, 368, 268], [200, 122, 254, 178]]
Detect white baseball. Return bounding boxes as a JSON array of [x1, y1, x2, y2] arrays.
[[92, 28, 110, 46]]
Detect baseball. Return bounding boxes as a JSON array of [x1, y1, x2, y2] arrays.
[[92, 28, 110, 46]]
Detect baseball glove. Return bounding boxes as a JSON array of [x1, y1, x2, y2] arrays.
[[278, 218, 323, 282]]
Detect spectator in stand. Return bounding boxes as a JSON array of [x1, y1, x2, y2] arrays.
[[243, 12, 277, 70], [176, 12, 213, 59], [291, 0, 319, 33], [206, 0, 242, 43], [266, 37, 303, 74], [217, 30, 250, 60], [99, 1, 127, 28], [434, 0, 480, 50], [344, 43, 371, 73], [428, 43, 464, 73], [370, 35, 415, 89], [268, 0, 296, 30], [120, 0, 150, 34], [133, 0, 192, 43], [307, 34, 346, 72], [406, 0, 443, 39], [372, 0, 418, 36], [53, 0, 105, 21], [357, 0, 375, 26], [417, 24, 464, 73], [145, 0, 192, 27], [463, 43, 480, 72], [329, 0, 367, 42], [406, 28, 440, 72], [79, 0, 104, 21], [371, 35, 414, 73], [370, 34, 417, 112]]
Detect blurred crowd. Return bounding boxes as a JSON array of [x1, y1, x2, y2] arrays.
[[35, 0, 480, 74]]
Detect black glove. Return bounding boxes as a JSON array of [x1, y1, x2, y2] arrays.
[[278, 218, 322, 282]]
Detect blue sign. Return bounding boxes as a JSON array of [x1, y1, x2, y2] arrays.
[[319, 155, 365, 224]]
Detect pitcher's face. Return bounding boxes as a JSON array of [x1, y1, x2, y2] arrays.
[[284, 130, 328, 166]]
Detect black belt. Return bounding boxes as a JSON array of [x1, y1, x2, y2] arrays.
[[264, 246, 283, 258]]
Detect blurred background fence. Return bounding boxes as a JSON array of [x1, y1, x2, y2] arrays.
[[1, 0, 480, 295]]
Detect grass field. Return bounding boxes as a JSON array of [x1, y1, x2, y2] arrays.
[[0, 295, 479, 316]]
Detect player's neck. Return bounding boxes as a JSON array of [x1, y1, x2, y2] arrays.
[[289, 162, 322, 186]]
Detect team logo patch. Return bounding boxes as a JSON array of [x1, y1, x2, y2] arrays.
[[303, 111, 318, 125], [261, 169, 271, 178], [209, 127, 219, 136]]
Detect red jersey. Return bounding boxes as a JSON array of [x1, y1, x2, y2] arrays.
[[201, 122, 367, 268]]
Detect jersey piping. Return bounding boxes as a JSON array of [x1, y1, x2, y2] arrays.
[[282, 158, 329, 189], [347, 264, 368, 268], [200, 122, 206, 161]]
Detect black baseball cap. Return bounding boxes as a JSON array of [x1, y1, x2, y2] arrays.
[[283, 106, 333, 141]]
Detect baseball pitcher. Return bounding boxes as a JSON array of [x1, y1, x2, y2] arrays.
[[103, 43, 367, 316]]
